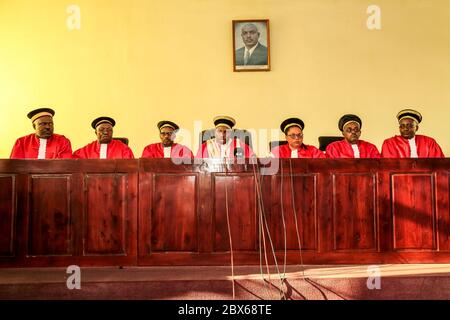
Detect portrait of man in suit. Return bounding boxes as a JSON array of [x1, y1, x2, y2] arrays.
[[233, 20, 270, 71]]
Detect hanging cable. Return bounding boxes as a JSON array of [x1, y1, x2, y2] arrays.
[[254, 159, 274, 300], [289, 159, 307, 281], [252, 157, 287, 299], [279, 158, 288, 281], [224, 156, 235, 299]]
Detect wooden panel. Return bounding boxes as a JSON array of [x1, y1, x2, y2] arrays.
[[0, 175, 15, 257], [392, 174, 436, 250], [268, 174, 317, 251], [84, 174, 127, 255], [29, 175, 71, 256], [437, 172, 450, 251], [214, 174, 257, 251], [3, 158, 450, 267], [332, 173, 377, 251], [151, 174, 198, 251]]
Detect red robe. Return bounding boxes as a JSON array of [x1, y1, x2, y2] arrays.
[[271, 143, 325, 158], [381, 135, 444, 158], [141, 143, 193, 158], [10, 133, 73, 159], [196, 139, 255, 158], [73, 140, 134, 159], [326, 139, 380, 159]]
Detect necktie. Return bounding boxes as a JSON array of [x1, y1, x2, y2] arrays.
[[244, 50, 250, 65]]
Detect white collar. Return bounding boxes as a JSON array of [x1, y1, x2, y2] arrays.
[[245, 43, 259, 56]]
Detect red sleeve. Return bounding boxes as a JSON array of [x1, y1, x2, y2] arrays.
[[182, 146, 194, 158], [10, 139, 25, 159], [73, 146, 88, 159], [57, 137, 73, 159], [429, 139, 445, 158], [313, 146, 326, 158], [244, 143, 255, 158], [195, 143, 207, 158], [368, 144, 381, 159], [325, 143, 338, 159], [141, 146, 151, 158], [381, 140, 397, 158], [270, 146, 280, 158], [124, 146, 135, 159], [141, 145, 157, 158]]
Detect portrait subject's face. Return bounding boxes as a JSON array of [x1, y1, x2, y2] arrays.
[[241, 24, 260, 48]]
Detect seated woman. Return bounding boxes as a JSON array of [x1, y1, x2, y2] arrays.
[[270, 117, 325, 158]]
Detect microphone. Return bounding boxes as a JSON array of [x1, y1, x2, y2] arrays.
[[234, 147, 244, 158]]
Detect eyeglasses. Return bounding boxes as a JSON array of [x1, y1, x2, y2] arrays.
[[399, 124, 417, 129], [344, 128, 361, 133], [287, 133, 303, 139]]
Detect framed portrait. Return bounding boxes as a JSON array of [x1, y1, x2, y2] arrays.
[[232, 19, 270, 72]]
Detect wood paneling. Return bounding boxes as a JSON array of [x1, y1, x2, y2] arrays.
[[213, 174, 257, 251], [29, 175, 72, 256], [268, 174, 318, 251], [437, 173, 450, 251], [1, 158, 450, 267], [332, 173, 377, 251], [84, 174, 127, 255], [0, 175, 15, 257], [151, 174, 198, 251], [392, 173, 436, 250]]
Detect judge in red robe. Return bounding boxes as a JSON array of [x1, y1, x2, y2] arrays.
[[326, 114, 380, 158], [73, 117, 134, 159], [195, 116, 255, 158], [270, 117, 325, 158], [10, 107, 73, 159], [141, 120, 193, 158], [381, 109, 444, 158]]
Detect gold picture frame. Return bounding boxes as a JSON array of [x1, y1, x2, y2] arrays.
[[232, 19, 271, 72]]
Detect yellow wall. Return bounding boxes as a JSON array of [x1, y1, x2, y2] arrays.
[[1, 0, 450, 158]]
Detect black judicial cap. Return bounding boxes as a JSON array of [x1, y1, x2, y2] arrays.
[[338, 114, 362, 131], [213, 116, 236, 129], [91, 116, 116, 129], [157, 120, 179, 131], [396, 109, 422, 124], [27, 108, 55, 123], [280, 117, 304, 134]]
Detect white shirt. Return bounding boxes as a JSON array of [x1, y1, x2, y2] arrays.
[[38, 138, 47, 159], [99, 144, 108, 159], [163, 146, 171, 158], [219, 139, 233, 158], [408, 137, 418, 158], [291, 149, 298, 158], [244, 43, 259, 63], [351, 144, 360, 158]]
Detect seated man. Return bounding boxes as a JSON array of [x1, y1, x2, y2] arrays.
[[271, 117, 325, 158], [73, 117, 134, 159], [326, 114, 380, 158], [141, 120, 193, 158], [196, 116, 255, 158], [10, 107, 73, 159], [381, 109, 444, 158]]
